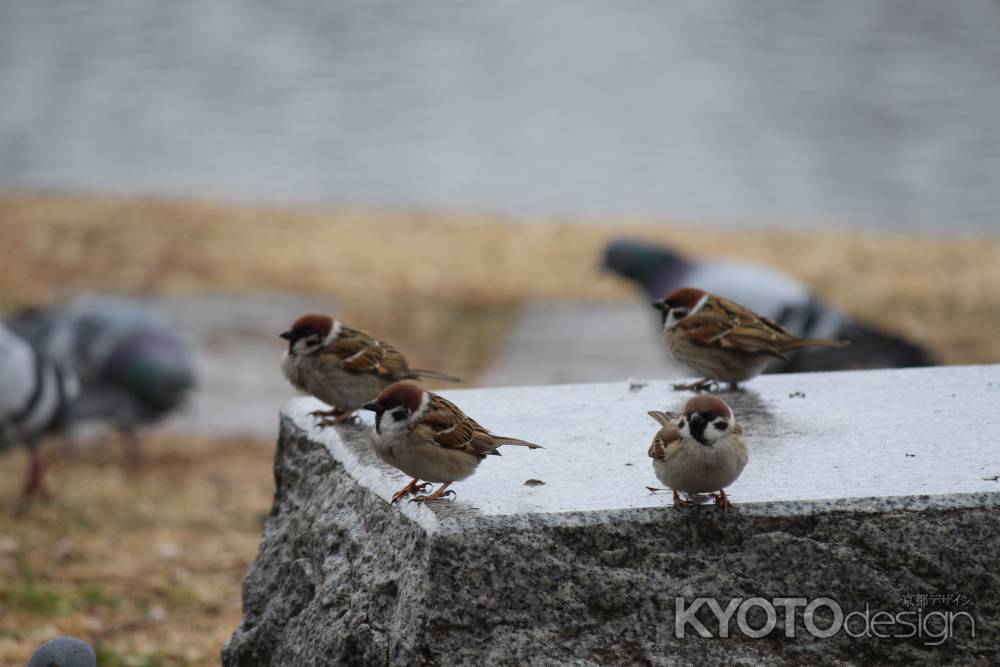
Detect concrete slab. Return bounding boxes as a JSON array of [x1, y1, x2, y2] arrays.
[[224, 365, 1000, 665], [480, 300, 687, 387]]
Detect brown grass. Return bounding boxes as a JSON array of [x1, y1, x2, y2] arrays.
[[0, 434, 274, 666], [2, 192, 999, 366], [1, 192, 998, 665]]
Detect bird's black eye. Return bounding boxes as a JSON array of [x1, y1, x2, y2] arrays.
[[671, 308, 688, 319], [714, 420, 728, 431], [391, 409, 408, 421]]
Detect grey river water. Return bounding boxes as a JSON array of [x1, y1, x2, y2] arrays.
[[2, 1, 999, 231]]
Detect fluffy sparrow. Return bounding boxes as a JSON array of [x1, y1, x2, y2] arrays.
[[647, 395, 748, 510], [280, 314, 460, 425], [362, 382, 543, 503], [652, 287, 850, 391]]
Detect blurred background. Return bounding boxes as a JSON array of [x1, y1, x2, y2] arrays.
[[2, 2, 999, 665]]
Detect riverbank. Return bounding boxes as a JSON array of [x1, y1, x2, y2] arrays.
[[3, 193, 998, 369]]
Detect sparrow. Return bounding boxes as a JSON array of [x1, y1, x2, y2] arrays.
[[362, 382, 542, 503], [647, 395, 748, 510], [1, 323, 79, 505], [6, 295, 196, 461], [280, 314, 460, 426], [653, 287, 850, 391], [603, 238, 934, 371]]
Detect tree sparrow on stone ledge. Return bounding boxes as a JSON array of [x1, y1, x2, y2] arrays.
[[280, 314, 459, 426], [648, 395, 748, 511], [362, 382, 543, 503], [653, 288, 850, 391]]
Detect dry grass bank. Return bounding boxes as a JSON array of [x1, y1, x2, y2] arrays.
[[2, 192, 999, 367], [0, 435, 273, 666]]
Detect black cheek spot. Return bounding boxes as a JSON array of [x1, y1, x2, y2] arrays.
[[392, 409, 408, 421], [714, 421, 728, 431], [678, 420, 686, 429]]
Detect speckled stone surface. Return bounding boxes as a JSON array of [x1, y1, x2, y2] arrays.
[[224, 365, 1000, 666]]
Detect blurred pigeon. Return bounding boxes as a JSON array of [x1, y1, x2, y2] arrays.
[[6, 295, 196, 452], [27, 636, 97, 667], [602, 238, 934, 372], [1, 324, 78, 501]]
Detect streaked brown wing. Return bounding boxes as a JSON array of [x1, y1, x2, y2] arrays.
[[713, 295, 791, 336], [679, 299, 791, 359], [648, 426, 681, 460], [324, 326, 413, 379], [423, 395, 498, 457]]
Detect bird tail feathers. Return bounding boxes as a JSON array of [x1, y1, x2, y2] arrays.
[[494, 436, 544, 449], [410, 369, 462, 383], [783, 338, 851, 351]]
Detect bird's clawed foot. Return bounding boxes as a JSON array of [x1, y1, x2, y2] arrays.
[[672, 489, 692, 509], [410, 482, 456, 503], [714, 489, 732, 512], [671, 378, 718, 393], [391, 479, 432, 504], [311, 408, 357, 428]]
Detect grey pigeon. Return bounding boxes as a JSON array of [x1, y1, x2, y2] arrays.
[[603, 238, 934, 372], [6, 295, 196, 452], [0, 323, 78, 501], [27, 636, 97, 667]]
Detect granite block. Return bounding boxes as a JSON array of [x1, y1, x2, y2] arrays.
[[223, 365, 1000, 665]]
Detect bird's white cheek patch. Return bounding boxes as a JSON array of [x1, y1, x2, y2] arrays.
[[294, 339, 318, 356], [379, 415, 409, 440]]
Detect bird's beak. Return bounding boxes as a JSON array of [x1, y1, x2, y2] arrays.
[[651, 300, 667, 312], [362, 400, 381, 413], [279, 331, 295, 341]]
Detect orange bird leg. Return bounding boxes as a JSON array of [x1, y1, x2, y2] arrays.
[[714, 489, 733, 512], [310, 407, 356, 427], [410, 482, 456, 503], [391, 479, 431, 504], [671, 378, 718, 393], [672, 489, 692, 509]]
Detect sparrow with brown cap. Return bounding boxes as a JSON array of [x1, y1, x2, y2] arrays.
[[280, 314, 459, 425], [362, 382, 543, 503], [653, 288, 850, 391], [648, 395, 748, 511]]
